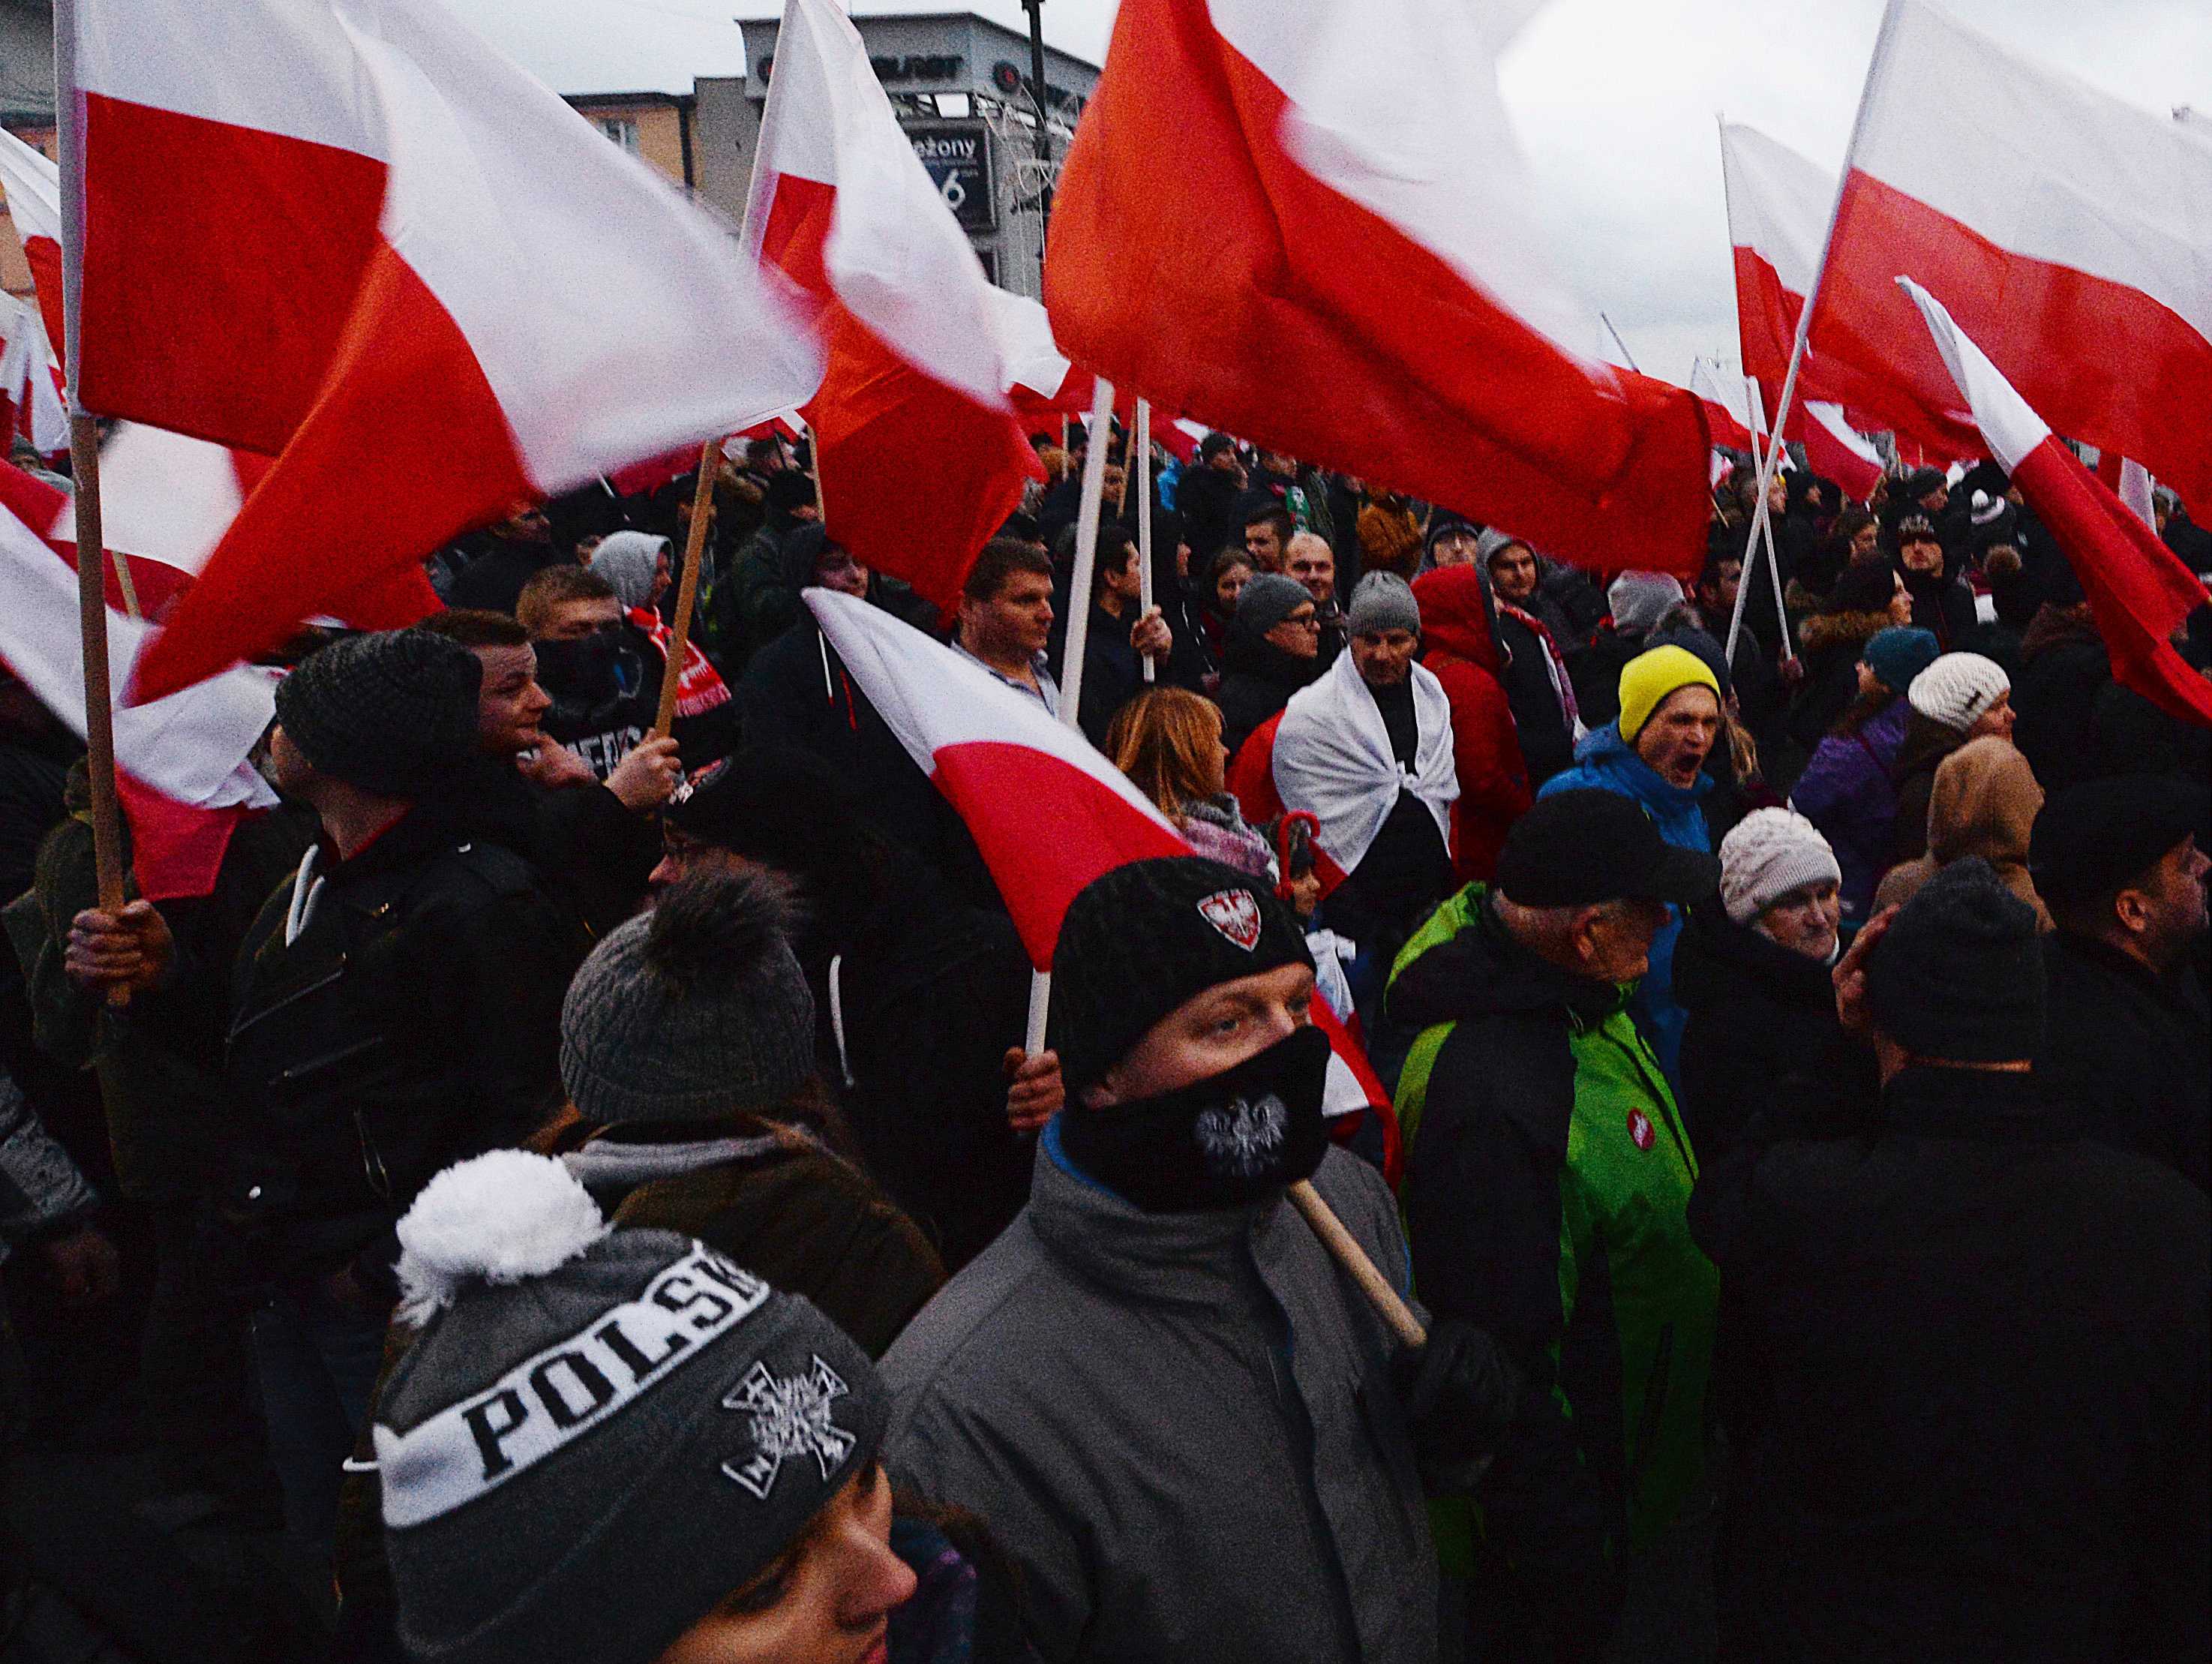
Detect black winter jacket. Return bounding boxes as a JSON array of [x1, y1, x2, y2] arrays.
[[221, 799, 586, 1287], [2036, 932, 2209, 1193], [1690, 1066, 2210, 1663], [1216, 635, 1321, 761], [1673, 902, 1874, 1167]]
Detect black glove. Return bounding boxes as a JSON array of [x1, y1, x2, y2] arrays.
[[1391, 1316, 1525, 1494]]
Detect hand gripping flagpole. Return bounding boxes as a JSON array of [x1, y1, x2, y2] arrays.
[[53, 0, 130, 1006], [1135, 399, 1155, 685], [651, 438, 722, 739]]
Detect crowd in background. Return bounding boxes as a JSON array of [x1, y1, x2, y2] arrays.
[[0, 415, 2205, 1664]]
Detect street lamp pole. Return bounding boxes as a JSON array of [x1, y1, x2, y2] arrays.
[[1022, 0, 1052, 238]]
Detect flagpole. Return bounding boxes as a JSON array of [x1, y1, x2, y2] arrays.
[[1726, 377, 1793, 662], [1135, 398, 1154, 685], [53, 0, 126, 936], [1024, 374, 1116, 1056], [651, 437, 720, 739], [1599, 312, 1640, 372]]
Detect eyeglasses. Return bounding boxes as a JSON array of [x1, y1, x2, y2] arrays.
[[1286, 613, 1320, 629]]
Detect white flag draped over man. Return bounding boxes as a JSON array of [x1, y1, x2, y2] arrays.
[[55, 0, 824, 700]]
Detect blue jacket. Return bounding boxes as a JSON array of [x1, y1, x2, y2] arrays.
[[1538, 723, 1712, 1080]]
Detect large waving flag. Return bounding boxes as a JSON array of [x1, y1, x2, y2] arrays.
[[65, 0, 823, 700], [805, 587, 1394, 1137], [0, 492, 281, 899], [1807, 0, 2212, 518], [1902, 280, 2211, 728], [1043, 0, 1711, 578], [746, 0, 1041, 610], [0, 296, 68, 458]]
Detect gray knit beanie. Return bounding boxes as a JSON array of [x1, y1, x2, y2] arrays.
[[1232, 572, 1312, 642], [273, 628, 483, 796], [560, 869, 815, 1124], [1607, 571, 1686, 636], [377, 1151, 887, 1664], [589, 531, 668, 612], [1347, 571, 1421, 636], [1475, 527, 1529, 566]]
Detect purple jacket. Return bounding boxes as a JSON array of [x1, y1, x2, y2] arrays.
[[1789, 697, 1910, 922]]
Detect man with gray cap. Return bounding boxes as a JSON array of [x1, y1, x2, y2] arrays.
[[1214, 570, 1325, 758], [1691, 859, 2209, 1662], [1272, 572, 1459, 1025], [218, 629, 587, 1560], [884, 855, 1518, 1663]]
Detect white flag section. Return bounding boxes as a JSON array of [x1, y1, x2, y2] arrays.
[[804, 590, 1389, 1122], [2118, 460, 2156, 533], [0, 502, 275, 809], [0, 296, 68, 453]]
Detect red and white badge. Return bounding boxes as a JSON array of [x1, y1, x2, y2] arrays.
[[1197, 888, 1263, 951], [1626, 1108, 1655, 1152]]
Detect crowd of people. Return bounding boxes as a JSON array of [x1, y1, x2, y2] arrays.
[[0, 418, 2206, 1664]]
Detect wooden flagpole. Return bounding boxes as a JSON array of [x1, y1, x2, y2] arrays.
[[54, 0, 126, 939], [1135, 398, 1155, 685], [650, 438, 720, 739], [1289, 1180, 1426, 1346]]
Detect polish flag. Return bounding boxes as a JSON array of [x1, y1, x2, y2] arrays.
[[1687, 359, 1757, 455], [0, 493, 281, 899], [67, 0, 822, 701], [1808, 0, 2212, 519], [0, 296, 69, 458], [804, 587, 1395, 1135], [1796, 401, 1887, 503], [746, 0, 1041, 610], [1045, 0, 1711, 580], [0, 125, 66, 355], [1160, 419, 1210, 467], [1902, 280, 2211, 728]]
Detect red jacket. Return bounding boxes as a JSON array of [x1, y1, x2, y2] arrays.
[[1410, 566, 1532, 884]]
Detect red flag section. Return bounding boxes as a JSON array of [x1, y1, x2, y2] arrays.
[[746, 0, 1040, 611], [1808, 1, 2212, 519], [1044, 0, 1710, 579], [1903, 280, 2210, 729], [0, 125, 71, 362], [804, 587, 1394, 1133], [69, 0, 822, 701]]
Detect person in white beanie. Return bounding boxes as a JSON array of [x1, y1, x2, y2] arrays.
[[1891, 652, 2015, 865], [1675, 809, 1872, 1160]]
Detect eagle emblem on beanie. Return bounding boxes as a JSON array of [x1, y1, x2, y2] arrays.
[[719, 1356, 857, 1500], [1195, 1093, 1289, 1176], [1196, 888, 1263, 951]]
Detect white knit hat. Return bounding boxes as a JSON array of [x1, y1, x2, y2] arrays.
[[1719, 808, 1842, 925], [1907, 652, 2009, 731]]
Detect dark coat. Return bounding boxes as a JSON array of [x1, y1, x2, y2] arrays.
[[1787, 607, 1892, 756], [1215, 633, 1322, 761], [1175, 463, 1247, 569], [1898, 563, 1978, 653], [444, 539, 563, 615], [1886, 710, 1966, 864], [2036, 933, 2209, 1193], [1690, 1066, 2210, 1663], [2012, 605, 2112, 793], [1491, 607, 1577, 786], [221, 798, 586, 1288], [1565, 623, 1644, 728], [1673, 901, 1874, 1166]]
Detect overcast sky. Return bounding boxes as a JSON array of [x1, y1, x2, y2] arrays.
[[447, 0, 2210, 388]]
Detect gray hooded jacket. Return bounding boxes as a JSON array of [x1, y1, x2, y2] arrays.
[[882, 1134, 1436, 1662]]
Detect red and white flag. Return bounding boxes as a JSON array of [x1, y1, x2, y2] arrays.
[[0, 125, 66, 354], [0, 488, 281, 899], [746, 0, 1041, 610], [1808, 0, 2212, 518], [803, 587, 1394, 1132], [65, 0, 822, 700], [1902, 279, 2211, 728], [1044, 0, 1711, 579], [0, 296, 68, 458], [1794, 399, 1887, 504], [1687, 359, 1757, 455]]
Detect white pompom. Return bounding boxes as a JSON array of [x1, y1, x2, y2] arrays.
[[394, 1150, 608, 1326], [1971, 488, 1993, 509]]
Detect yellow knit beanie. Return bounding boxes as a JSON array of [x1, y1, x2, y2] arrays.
[[1617, 644, 1721, 742]]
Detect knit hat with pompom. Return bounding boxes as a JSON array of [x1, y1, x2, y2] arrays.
[[560, 868, 815, 1123], [378, 1151, 887, 1664]]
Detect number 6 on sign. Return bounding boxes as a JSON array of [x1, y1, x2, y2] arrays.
[[940, 174, 965, 212]]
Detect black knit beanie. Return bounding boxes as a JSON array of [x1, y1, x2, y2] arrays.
[[1868, 857, 2045, 1062], [273, 628, 483, 796], [1049, 857, 1313, 1090]]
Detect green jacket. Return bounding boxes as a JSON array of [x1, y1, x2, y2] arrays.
[[1388, 884, 1716, 1625]]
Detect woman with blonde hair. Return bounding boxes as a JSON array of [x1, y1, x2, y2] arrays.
[[1105, 687, 1274, 879]]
